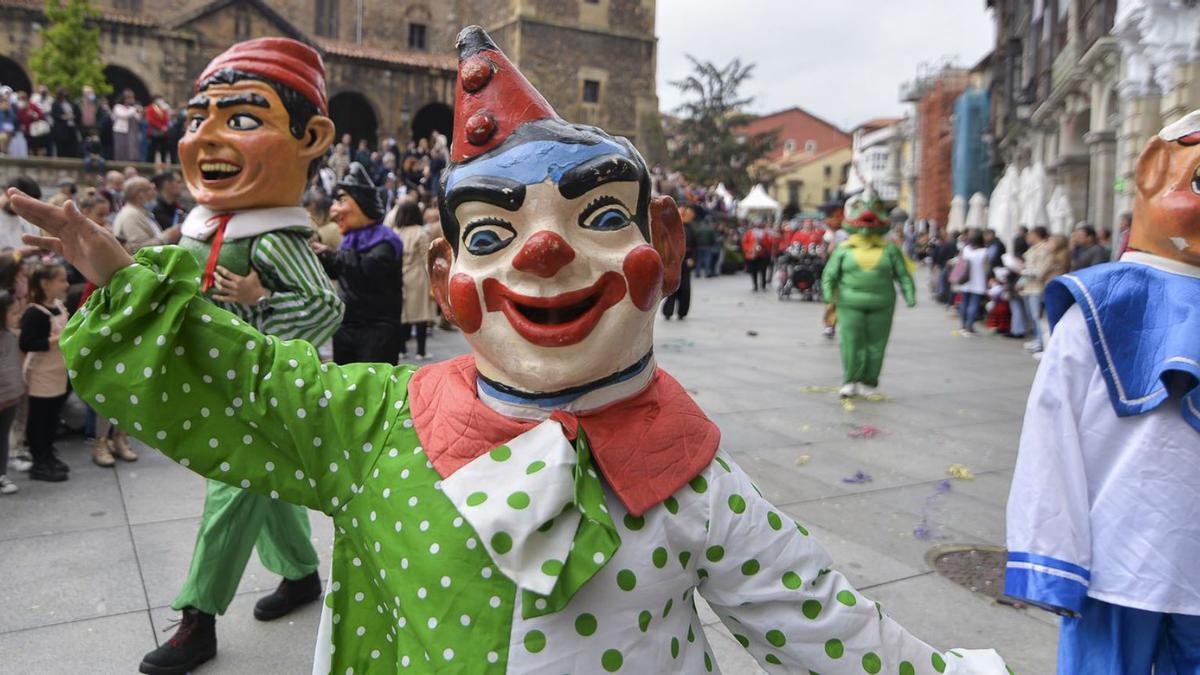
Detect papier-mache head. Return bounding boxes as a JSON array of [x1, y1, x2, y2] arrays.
[[179, 37, 336, 212], [429, 26, 684, 395], [1131, 110, 1200, 266], [841, 186, 890, 235]]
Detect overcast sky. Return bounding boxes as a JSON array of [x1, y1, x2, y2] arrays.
[[655, 0, 995, 130]]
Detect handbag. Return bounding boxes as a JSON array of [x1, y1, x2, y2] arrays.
[[947, 257, 969, 285], [29, 119, 50, 137]]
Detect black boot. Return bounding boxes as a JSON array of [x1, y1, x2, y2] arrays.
[[254, 572, 322, 621], [50, 448, 69, 473], [28, 461, 67, 482], [139, 608, 216, 674]]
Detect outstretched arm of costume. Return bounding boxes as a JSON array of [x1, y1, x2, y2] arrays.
[[699, 454, 1007, 674], [821, 246, 843, 304], [62, 246, 404, 514], [885, 244, 917, 307], [1004, 304, 1094, 616], [251, 230, 344, 345]]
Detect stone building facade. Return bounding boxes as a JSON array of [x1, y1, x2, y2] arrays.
[[0, 0, 664, 160], [983, 0, 1185, 236]]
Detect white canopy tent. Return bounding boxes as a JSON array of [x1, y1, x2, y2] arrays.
[[737, 184, 783, 223], [1018, 162, 1050, 231], [987, 165, 1020, 243], [965, 192, 989, 229], [713, 183, 735, 212], [947, 194, 967, 231], [1046, 185, 1075, 235]]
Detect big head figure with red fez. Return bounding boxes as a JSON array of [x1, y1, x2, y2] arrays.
[[428, 26, 684, 395], [1130, 110, 1200, 267], [180, 38, 335, 212]]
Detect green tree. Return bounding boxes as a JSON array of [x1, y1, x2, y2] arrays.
[[28, 0, 111, 99], [668, 56, 774, 195]]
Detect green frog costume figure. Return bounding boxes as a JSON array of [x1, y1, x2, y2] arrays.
[[821, 189, 915, 399], [10, 26, 1008, 675]]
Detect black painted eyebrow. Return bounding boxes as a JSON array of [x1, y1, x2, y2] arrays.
[[446, 175, 526, 214], [187, 95, 210, 110], [558, 155, 640, 200], [216, 93, 270, 109]]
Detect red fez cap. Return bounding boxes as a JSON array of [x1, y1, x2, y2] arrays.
[[450, 26, 559, 163], [197, 37, 328, 115]]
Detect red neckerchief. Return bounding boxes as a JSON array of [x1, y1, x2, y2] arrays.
[[200, 213, 234, 293], [409, 355, 720, 517]]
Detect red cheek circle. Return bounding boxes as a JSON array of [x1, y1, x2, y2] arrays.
[[623, 245, 664, 311], [449, 273, 483, 334]]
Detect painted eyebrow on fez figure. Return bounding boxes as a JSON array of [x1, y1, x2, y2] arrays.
[[216, 93, 271, 109], [187, 95, 210, 110]]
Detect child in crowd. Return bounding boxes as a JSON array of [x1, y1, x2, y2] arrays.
[[19, 263, 71, 482], [0, 251, 32, 472], [0, 290, 23, 493]]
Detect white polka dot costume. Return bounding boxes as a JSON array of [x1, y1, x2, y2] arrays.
[[63, 248, 1008, 673]]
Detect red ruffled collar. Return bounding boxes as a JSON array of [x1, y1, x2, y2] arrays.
[[408, 355, 720, 516]]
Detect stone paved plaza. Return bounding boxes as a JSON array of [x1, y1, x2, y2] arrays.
[[0, 270, 1059, 673]]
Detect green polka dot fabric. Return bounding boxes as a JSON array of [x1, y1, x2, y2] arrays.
[[61, 247, 1008, 673], [441, 419, 617, 601]]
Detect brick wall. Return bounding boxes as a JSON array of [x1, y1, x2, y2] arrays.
[[917, 72, 969, 226]]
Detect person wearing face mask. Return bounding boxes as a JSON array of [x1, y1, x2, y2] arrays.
[[111, 177, 180, 251], [311, 162, 404, 365]]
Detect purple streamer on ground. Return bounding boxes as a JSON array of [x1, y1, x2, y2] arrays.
[[842, 471, 873, 484], [914, 479, 953, 540]]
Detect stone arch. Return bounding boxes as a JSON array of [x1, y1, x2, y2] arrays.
[[412, 101, 452, 145], [0, 55, 32, 93], [104, 65, 150, 104], [329, 90, 379, 149]]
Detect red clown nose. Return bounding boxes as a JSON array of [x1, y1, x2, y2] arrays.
[[512, 231, 577, 278], [450, 26, 561, 163]]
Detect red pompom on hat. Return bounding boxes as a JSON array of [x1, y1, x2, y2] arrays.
[[450, 26, 560, 163], [197, 37, 328, 115]]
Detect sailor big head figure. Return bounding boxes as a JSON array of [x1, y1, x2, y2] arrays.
[[1131, 110, 1200, 266], [428, 26, 684, 395]]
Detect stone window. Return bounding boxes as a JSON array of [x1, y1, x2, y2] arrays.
[[409, 23, 427, 51], [805, 139, 817, 153], [582, 79, 601, 104], [315, 0, 339, 39], [824, 165, 832, 178]]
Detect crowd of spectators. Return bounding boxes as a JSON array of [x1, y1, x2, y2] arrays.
[[0, 83, 184, 168]]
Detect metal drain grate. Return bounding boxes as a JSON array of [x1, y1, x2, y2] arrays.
[[928, 545, 1009, 601]]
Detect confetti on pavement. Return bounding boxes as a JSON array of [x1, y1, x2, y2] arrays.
[[946, 464, 975, 480], [842, 471, 873, 484], [848, 424, 885, 439]]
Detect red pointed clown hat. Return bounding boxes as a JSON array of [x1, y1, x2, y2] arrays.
[[450, 26, 561, 163]]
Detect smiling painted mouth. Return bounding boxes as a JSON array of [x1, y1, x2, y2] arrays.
[[513, 294, 599, 325], [482, 273, 627, 347], [199, 160, 242, 181]]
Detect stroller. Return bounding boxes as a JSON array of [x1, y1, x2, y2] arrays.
[[776, 242, 824, 301]]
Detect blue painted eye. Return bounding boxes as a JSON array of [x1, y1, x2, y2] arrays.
[[465, 225, 514, 255], [583, 207, 631, 231]]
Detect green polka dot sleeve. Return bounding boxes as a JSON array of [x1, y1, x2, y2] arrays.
[[697, 455, 1007, 673], [61, 247, 404, 514]]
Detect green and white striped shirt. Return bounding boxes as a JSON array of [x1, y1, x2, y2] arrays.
[[213, 230, 344, 345]]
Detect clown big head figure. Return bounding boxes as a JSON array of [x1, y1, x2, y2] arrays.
[[429, 27, 684, 394], [1131, 111, 1200, 267], [180, 38, 336, 211]]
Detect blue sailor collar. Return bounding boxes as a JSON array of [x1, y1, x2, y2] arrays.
[[1046, 252, 1200, 433]]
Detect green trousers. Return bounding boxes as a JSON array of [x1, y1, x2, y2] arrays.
[[835, 304, 896, 387], [172, 479, 320, 616]]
